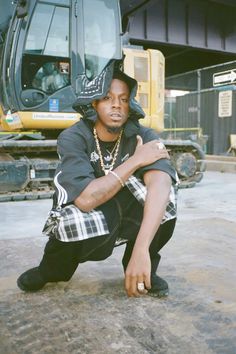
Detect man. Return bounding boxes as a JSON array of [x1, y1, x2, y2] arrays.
[[17, 71, 178, 297]]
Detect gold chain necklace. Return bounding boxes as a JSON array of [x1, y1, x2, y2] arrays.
[[105, 139, 120, 160], [93, 127, 123, 175]]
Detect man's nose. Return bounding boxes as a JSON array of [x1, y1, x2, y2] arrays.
[[111, 97, 120, 107]]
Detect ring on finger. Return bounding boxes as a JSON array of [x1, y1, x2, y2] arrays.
[[156, 142, 165, 150], [137, 282, 145, 292]]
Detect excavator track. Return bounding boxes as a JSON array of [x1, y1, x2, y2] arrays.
[[0, 139, 58, 202], [0, 138, 206, 202], [0, 190, 54, 202], [164, 139, 206, 188]]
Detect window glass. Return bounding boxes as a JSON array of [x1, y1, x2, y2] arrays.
[[44, 7, 69, 57], [25, 4, 69, 57], [134, 57, 148, 82], [22, 2, 70, 94], [83, 0, 122, 79], [32, 61, 70, 94], [25, 4, 53, 54], [139, 93, 148, 109]]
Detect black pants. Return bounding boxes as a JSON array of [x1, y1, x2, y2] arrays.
[[39, 187, 176, 282]]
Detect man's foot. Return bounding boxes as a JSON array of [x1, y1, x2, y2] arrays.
[[148, 274, 169, 298], [17, 267, 47, 292]]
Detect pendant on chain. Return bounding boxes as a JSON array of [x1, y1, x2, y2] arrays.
[[104, 154, 112, 162], [93, 127, 123, 177]]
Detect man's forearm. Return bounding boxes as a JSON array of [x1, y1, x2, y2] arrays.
[[132, 170, 171, 251], [74, 155, 140, 212], [124, 169, 171, 296]]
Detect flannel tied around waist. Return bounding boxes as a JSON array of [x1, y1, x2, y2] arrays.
[[42, 175, 178, 242]]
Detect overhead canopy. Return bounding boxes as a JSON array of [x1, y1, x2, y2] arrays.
[[120, 0, 236, 77]]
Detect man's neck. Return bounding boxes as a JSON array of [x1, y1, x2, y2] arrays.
[[94, 123, 121, 142]]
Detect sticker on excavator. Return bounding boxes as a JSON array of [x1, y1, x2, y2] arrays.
[[5, 111, 23, 129], [49, 99, 59, 112], [32, 112, 78, 120]]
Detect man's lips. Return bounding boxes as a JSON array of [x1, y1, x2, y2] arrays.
[[109, 114, 122, 122], [110, 112, 122, 118]]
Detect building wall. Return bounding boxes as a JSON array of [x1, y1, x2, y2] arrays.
[[175, 89, 236, 154]]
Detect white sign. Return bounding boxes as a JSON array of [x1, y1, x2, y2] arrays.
[[218, 90, 232, 118], [33, 113, 78, 120], [213, 69, 236, 86]]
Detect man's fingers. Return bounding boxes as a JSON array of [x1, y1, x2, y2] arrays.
[[137, 276, 148, 295], [126, 274, 149, 297], [157, 149, 170, 159], [144, 274, 151, 290], [131, 277, 139, 296], [125, 275, 136, 297], [125, 274, 130, 294], [136, 135, 143, 146], [125, 275, 138, 297]]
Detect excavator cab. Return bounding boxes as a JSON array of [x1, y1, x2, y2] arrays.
[[0, 0, 123, 200], [0, 0, 122, 130]]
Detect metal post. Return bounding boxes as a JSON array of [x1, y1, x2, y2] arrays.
[[197, 69, 201, 130]]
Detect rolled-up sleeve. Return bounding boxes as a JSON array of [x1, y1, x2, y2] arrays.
[[136, 128, 177, 183]]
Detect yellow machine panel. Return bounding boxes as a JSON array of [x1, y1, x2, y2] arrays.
[[123, 48, 165, 132], [1, 111, 80, 131]]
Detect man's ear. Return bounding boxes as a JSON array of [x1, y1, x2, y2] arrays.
[[91, 101, 97, 109]]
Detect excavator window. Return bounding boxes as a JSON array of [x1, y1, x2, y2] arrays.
[[134, 56, 149, 82], [21, 2, 70, 94], [1, 0, 122, 110], [31, 60, 69, 94], [83, 0, 121, 79], [24, 4, 69, 57]]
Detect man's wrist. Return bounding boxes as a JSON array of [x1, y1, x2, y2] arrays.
[[132, 240, 150, 254], [127, 154, 142, 170], [109, 170, 125, 187]]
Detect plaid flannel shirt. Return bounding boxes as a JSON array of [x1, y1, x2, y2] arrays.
[[125, 175, 178, 223], [48, 174, 178, 242]]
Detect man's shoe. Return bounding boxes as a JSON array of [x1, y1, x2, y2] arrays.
[[148, 273, 169, 298], [17, 267, 47, 292]]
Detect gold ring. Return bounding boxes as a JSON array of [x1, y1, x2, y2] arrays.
[[137, 282, 145, 291], [156, 142, 165, 150]]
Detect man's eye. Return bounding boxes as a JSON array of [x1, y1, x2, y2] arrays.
[[122, 98, 128, 103], [103, 95, 111, 100]]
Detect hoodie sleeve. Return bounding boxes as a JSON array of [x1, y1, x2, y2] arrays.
[[54, 128, 96, 206]]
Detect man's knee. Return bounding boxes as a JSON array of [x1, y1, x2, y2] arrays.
[[86, 245, 114, 261]]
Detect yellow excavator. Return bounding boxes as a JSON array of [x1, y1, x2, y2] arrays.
[[0, 0, 205, 201]]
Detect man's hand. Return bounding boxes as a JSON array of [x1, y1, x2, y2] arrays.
[[134, 135, 170, 168], [124, 170, 171, 298], [125, 248, 151, 297]]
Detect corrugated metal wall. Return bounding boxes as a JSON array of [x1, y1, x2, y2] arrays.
[[176, 94, 198, 129], [175, 90, 236, 154]]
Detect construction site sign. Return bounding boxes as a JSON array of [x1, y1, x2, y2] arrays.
[[218, 90, 232, 118]]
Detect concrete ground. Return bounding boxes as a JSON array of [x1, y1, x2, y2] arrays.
[[0, 171, 235, 354]]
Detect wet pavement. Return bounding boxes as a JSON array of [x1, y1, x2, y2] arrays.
[[0, 171, 236, 354]]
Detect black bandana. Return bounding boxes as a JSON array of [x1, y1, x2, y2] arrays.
[[72, 60, 145, 121]]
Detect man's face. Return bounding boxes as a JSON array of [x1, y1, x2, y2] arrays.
[[93, 79, 130, 134]]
